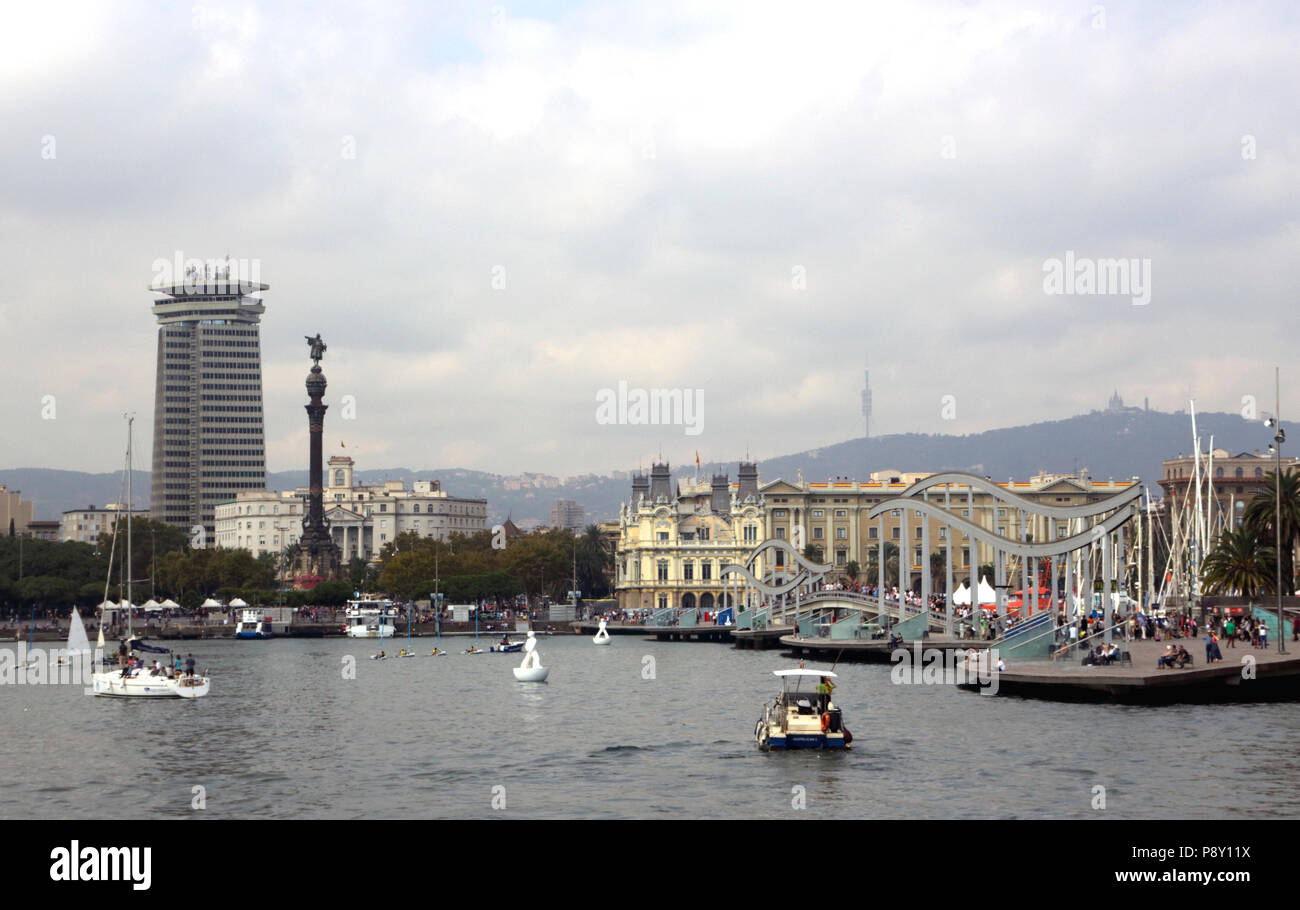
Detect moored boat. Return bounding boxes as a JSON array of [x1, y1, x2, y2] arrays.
[[345, 600, 400, 638], [234, 608, 273, 640]]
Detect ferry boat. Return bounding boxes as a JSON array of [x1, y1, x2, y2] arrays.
[[753, 668, 851, 751], [234, 608, 273, 640], [344, 600, 400, 638]]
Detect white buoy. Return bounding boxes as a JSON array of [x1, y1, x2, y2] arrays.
[[592, 618, 612, 646], [512, 631, 548, 682]]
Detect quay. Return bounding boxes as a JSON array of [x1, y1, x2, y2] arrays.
[[960, 639, 1300, 703], [780, 634, 995, 662], [570, 621, 734, 642], [731, 626, 794, 649]]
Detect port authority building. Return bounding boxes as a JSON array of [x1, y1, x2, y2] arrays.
[[215, 456, 487, 562], [614, 462, 1138, 613]]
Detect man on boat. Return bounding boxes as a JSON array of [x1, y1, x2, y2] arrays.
[[184, 653, 196, 677], [816, 676, 835, 712]]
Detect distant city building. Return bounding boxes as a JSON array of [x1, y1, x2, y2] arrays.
[[60, 503, 150, 544], [1108, 390, 1124, 410], [502, 473, 562, 491], [550, 499, 585, 532], [149, 262, 269, 545], [615, 463, 1139, 610], [214, 456, 487, 561], [1159, 448, 1299, 532], [25, 521, 60, 541], [0, 485, 36, 536]]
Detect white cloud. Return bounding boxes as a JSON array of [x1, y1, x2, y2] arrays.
[[0, 0, 1297, 481]]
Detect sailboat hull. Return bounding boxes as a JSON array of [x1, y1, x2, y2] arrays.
[[91, 672, 210, 698]]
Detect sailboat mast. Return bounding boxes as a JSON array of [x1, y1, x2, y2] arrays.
[[126, 416, 134, 639]]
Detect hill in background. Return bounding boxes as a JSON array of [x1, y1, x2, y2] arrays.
[[1, 407, 1266, 525]]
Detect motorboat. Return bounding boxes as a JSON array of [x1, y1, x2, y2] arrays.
[[234, 608, 273, 640], [753, 668, 851, 751], [489, 638, 524, 653], [345, 600, 400, 638]]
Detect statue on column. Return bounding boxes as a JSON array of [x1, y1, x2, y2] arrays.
[[305, 334, 327, 364]]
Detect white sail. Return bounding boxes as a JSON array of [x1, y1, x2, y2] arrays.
[[67, 608, 91, 655]]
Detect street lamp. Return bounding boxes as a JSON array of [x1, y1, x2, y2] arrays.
[[1266, 395, 1287, 655]]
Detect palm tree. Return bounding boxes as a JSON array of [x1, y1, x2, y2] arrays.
[[1202, 528, 1276, 599], [865, 542, 898, 586], [1243, 469, 1300, 594], [929, 551, 947, 593], [844, 560, 860, 585]]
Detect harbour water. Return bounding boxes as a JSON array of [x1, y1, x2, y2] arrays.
[[3, 635, 1298, 819]]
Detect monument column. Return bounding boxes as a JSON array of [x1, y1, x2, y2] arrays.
[[293, 334, 343, 587]]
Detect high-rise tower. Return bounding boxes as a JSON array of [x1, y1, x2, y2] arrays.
[[149, 260, 268, 544]]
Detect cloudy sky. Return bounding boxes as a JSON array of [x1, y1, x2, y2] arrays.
[[2, 1, 1297, 478]]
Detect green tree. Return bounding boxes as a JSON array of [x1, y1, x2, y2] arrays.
[[576, 525, 613, 597], [1202, 528, 1276, 599], [348, 556, 367, 588], [1243, 469, 1300, 594], [844, 560, 860, 584]]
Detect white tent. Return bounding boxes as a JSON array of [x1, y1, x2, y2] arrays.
[[229, 597, 248, 607], [201, 598, 222, 608], [161, 599, 179, 608], [142, 599, 163, 612], [98, 599, 118, 610], [953, 577, 998, 607]]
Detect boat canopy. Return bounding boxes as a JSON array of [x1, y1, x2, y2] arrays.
[[773, 669, 837, 678], [127, 638, 171, 654]]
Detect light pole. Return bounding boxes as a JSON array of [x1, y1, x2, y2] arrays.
[[1266, 366, 1287, 654]]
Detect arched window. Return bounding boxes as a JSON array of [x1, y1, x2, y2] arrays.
[[1256, 467, 1264, 477], [1215, 468, 1224, 478], [334, 469, 345, 486]]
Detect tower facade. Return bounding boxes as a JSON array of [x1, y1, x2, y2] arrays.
[[149, 262, 268, 544]]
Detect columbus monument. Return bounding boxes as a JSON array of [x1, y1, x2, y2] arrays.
[[292, 333, 343, 588]]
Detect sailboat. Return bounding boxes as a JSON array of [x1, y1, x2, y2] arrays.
[[90, 416, 210, 699]]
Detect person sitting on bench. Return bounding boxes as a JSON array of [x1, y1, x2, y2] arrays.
[[1174, 645, 1192, 668], [1157, 644, 1177, 668]]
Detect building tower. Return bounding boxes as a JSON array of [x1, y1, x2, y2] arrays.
[[861, 365, 872, 438], [149, 259, 267, 544], [292, 334, 342, 586]]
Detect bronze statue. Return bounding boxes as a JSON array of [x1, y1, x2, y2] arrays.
[[305, 334, 327, 364]]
